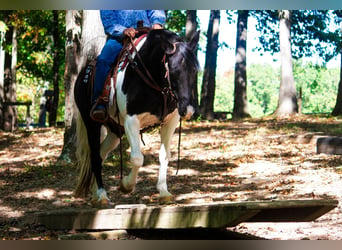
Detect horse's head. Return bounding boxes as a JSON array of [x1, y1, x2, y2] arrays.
[[164, 31, 200, 119]]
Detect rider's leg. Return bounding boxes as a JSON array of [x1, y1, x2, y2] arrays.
[[91, 38, 122, 121]]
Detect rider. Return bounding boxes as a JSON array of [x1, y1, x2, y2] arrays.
[[91, 10, 166, 122]]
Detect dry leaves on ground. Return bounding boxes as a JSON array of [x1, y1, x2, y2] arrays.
[[1, 115, 342, 239]]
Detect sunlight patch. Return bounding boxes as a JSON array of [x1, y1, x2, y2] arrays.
[[16, 188, 56, 200], [172, 168, 200, 176]]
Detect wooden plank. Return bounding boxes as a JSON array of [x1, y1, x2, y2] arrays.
[[246, 199, 337, 222], [317, 137, 342, 155], [28, 199, 338, 230]]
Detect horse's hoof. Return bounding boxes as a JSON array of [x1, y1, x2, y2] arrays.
[[90, 198, 111, 208], [159, 195, 174, 205], [118, 180, 135, 194]]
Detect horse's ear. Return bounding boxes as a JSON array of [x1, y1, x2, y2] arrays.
[[188, 30, 200, 52]]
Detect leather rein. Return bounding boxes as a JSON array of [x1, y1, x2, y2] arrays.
[[126, 36, 178, 121]]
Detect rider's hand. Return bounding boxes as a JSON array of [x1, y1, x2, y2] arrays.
[[123, 27, 138, 38], [152, 24, 163, 30]]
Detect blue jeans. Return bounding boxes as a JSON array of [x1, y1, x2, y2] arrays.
[[93, 38, 123, 103]]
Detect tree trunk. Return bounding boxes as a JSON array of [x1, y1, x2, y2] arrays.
[[332, 36, 342, 116], [59, 10, 106, 163], [0, 22, 6, 128], [80, 10, 106, 65], [185, 10, 199, 119], [233, 10, 251, 119], [59, 10, 82, 163], [275, 10, 298, 116], [2, 22, 17, 131], [200, 10, 220, 120], [49, 10, 60, 127]]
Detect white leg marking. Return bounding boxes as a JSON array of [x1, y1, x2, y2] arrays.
[[100, 130, 120, 162], [91, 187, 110, 207], [97, 188, 109, 202], [121, 115, 143, 191], [157, 111, 180, 198]]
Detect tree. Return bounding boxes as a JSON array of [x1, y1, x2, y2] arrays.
[[0, 20, 5, 128], [1, 11, 18, 131], [331, 11, 342, 116], [200, 10, 220, 120], [49, 10, 61, 126], [59, 10, 81, 162], [0, 11, 67, 127], [232, 10, 251, 119], [275, 10, 298, 115], [254, 10, 335, 116], [60, 10, 106, 162]]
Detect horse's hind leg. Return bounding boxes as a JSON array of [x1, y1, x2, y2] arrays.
[[158, 111, 180, 204], [119, 115, 143, 193], [100, 128, 120, 161], [87, 123, 111, 207]]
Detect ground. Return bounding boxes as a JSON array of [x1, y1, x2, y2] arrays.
[[1, 115, 342, 239]]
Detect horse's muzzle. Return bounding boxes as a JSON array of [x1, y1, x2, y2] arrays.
[[179, 105, 194, 119]]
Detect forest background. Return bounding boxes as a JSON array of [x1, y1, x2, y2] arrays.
[[0, 10, 342, 130]]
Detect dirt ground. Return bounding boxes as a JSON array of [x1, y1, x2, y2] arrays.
[[1, 115, 342, 240]]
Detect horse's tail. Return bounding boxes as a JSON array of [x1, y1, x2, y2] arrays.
[[74, 111, 94, 198]]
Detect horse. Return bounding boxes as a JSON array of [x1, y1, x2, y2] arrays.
[[73, 29, 200, 206]]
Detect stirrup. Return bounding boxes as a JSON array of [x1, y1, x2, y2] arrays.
[[90, 100, 108, 123]]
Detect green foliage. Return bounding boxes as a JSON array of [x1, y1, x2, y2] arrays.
[[212, 62, 339, 117], [0, 20, 7, 33], [293, 61, 339, 114], [212, 72, 234, 113], [254, 10, 339, 61], [247, 63, 280, 117], [165, 10, 187, 36], [8, 10, 67, 124]]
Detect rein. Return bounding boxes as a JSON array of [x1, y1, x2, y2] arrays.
[[127, 37, 178, 121]]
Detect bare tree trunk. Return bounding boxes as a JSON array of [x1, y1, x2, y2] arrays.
[[332, 37, 342, 116], [59, 10, 82, 163], [185, 10, 199, 119], [60, 10, 106, 163], [200, 10, 220, 120], [275, 10, 298, 116], [0, 27, 4, 128], [80, 10, 106, 65], [233, 10, 251, 119], [49, 10, 60, 127], [3, 23, 17, 131]]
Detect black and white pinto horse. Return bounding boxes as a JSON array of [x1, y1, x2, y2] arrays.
[[74, 29, 200, 206]]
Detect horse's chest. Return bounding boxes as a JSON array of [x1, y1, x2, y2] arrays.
[[136, 112, 160, 129]]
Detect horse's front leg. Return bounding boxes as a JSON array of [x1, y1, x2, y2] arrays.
[[119, 115, 143, 193], [158, 110, 180, 204]]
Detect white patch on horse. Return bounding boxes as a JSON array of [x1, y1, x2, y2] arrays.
[[157, 109, 180, 198], [183, 105, 194, 120], [136, 112, 160, 129], [113, 36, 147, 122]]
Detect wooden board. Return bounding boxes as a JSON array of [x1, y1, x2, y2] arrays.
[[317, 137, 342, 155], [27, 199, 338, 230]]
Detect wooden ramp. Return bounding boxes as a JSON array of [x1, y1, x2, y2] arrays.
[[28, 199, 338, 230]]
